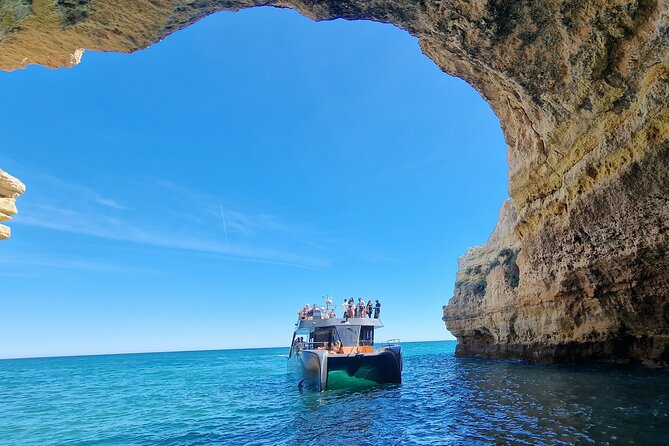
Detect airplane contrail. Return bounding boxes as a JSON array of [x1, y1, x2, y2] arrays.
[[219, 201, 230, 251]]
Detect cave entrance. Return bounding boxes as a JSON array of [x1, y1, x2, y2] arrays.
[[1, 6, 508, 357]]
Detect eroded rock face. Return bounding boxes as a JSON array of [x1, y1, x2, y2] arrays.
[[0, 170, 26, 240], [1, 0, 668, 365]]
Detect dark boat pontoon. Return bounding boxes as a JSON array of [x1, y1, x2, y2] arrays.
[[288, 303, 402, 391]]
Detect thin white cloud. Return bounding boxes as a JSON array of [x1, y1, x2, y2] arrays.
[[5, 162, 331, 269], [0, 252, 162, 275], [0, 157, 130, 211], [146, 179, 299, 237], [94, 197, 128, 210], [16, 209, 329, 268]]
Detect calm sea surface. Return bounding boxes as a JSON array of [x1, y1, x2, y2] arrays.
[[1, 341, 668, 445]]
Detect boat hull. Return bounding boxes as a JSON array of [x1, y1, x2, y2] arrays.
[[295, 349, 329, 391], [293, 345, 402, 391]]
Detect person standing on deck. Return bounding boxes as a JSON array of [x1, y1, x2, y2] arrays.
[[374, 300, 381, 319], [366, 300, 373, 318], [342, 299, 349, 318], [357, 298, 365, 318]]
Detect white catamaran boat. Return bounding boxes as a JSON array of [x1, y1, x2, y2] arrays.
[[288, 300, 402, 391]]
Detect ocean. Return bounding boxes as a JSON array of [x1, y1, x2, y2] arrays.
[[1, 341, 668, 445]]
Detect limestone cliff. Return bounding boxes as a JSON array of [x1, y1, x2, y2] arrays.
[[0, 170, 26, 240], [443, 200, 521, 352], [1, 0, 668, 365]]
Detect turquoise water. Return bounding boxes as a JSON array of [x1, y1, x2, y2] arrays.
[[2, 341, 669, 445]]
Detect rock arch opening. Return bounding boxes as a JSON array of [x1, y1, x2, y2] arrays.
[[1, 0, 668, 366]]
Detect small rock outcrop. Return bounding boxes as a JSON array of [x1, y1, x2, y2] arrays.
[[0, 170, 26, 240], [1, 0, 668, 365]]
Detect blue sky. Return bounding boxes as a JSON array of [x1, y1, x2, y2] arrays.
[[0, 7, 508, 358]]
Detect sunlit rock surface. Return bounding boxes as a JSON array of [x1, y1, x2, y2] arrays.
[[1, 0, 668, 365], [0, 170, 26, 240]]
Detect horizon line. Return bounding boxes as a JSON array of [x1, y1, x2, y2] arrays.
[[0, 339, 456, 362]]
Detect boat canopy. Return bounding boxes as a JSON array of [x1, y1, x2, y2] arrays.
[[296, 317, 383, 330]]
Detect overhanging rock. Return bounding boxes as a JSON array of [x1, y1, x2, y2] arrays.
[[2, 0, 668, 365]]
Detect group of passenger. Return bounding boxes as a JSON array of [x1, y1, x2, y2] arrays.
[[297, 297, 381, 321], [298, 303, 336, 320], [293, 336, 305, 351], [293, 338, 344, 355], [343, 298, 381, 320], [316, 340, 343, 354]]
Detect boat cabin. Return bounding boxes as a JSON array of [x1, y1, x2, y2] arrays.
[[291, 317, 383, 356]]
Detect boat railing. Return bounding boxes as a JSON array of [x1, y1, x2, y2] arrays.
[[289, 340, 327, 358], [385, 338, 401, 347], [292, 340, 373, 352], [297, 311, 340, 322], [292, 341, 330, 351]]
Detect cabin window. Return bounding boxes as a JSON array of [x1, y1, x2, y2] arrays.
[[313, 327, 336, 347], [360, 326, 374, 346]]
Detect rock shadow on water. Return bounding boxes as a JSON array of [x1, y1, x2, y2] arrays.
[[438, 355, 669, 444]]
